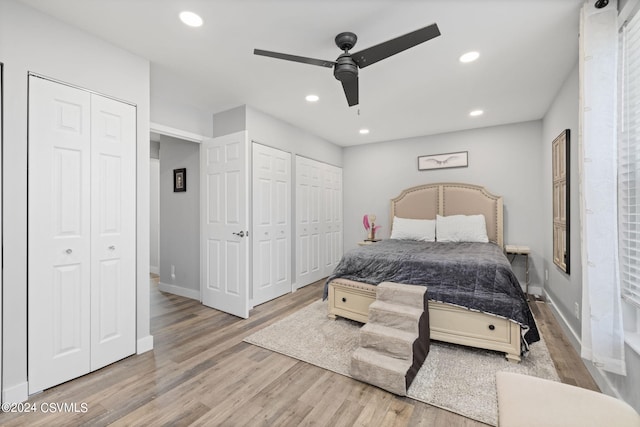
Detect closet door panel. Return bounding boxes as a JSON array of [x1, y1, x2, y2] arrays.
[[90, 94, 136, 371], [28, 77, 92, 393], [322, 164, 343, 276], [332, 167, 343, 266], [296, 157, 322, 287], [252, 143, 291, 305]]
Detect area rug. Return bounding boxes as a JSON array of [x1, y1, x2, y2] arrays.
[[244, 299, 559, 426]]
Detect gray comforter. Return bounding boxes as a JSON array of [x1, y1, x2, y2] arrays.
[[324, 239, 540, 348]]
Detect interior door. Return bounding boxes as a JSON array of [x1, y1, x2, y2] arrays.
[[324, 164, 343, 275], [89, 93, 136, 371], [149, 158, 160, 274], [296, 156, 323, 288], [252, 143, 291, 306], [200, 131, 250, 318], [28, 76, 92, 393]]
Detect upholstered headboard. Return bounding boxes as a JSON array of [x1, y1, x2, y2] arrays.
[[390, 182, 504, 247]]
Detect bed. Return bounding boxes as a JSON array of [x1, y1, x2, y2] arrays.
[[325, 182, 540, 362]]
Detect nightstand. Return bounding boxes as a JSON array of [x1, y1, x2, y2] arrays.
[[505, 245, 531, 295]]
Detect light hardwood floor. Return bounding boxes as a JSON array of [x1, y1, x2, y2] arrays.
[[0, 280, 598, 426]]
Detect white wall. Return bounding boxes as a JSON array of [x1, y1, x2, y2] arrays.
[[158, 136, 201, 299], [0, 0, 151, 402], [541, 63, 582, 336], [212, 105, 343, 166], [150, 65, 213, 138], [212, 105, 246, 138], [342, 121, 545, 294], [246, 106, 343, 167]]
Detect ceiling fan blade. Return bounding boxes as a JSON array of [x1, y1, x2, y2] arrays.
[[351, 23, 441, 69], [341, 77, 359, 107], [254, 49, 335, 68]]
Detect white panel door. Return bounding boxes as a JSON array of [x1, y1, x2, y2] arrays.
[[322, 164, 335, 274], [149, 158, 160, 274], [89, 93, 136, 371], [201, 132, 250, 318], [28, 76, 92, 393], [323, 164, 343, 276], [252, 143, 291, 306], [295, 156, 323, 288]]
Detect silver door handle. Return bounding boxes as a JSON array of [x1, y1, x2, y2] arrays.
[[65, 249, 72, 254], [108, 245, 116, 250], [233, 231, 245, 238]]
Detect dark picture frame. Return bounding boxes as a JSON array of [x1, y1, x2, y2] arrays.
[[418, 151, 468, 171], [173, 168, 186, 192], [552, 129, 570, 274]]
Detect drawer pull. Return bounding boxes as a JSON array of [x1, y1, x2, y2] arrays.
[[341, 297, 347, 303], [488, 324, 495, 331]]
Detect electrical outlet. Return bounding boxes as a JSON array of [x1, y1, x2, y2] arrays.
[[574, 302, 580, 319], [545, 269, 549, 282], [171, 264, 176, 280]]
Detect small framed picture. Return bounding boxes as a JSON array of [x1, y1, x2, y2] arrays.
[[418, 151, 468, 171], [173, 168, 186, 192]]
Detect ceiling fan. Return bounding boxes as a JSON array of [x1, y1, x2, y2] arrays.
[[254, 23, 441, 107]]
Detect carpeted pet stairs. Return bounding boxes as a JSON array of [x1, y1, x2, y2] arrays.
[[350, 282, 430, 396]]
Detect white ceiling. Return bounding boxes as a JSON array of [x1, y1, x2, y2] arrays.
[[21, 0, 583, 146]]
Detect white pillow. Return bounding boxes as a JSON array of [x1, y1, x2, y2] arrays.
[[390, 216, 436, 242], [436, 214, 489, 243]]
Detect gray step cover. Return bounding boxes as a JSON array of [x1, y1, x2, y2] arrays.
[[367, 300, 423, 334]]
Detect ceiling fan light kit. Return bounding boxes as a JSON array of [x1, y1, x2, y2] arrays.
[[254, 23, 441, 107]]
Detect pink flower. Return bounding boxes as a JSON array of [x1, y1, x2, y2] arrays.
[[363, 214, 370, 231]]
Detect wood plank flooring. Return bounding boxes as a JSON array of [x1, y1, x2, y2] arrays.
[[0, 280, 598, 426]]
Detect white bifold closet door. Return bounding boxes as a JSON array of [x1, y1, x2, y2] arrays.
[[296, 156, 323, 287], [28, 76, 136, 393], [252, 143, 291, 306], [322, 164, 343, 277], [295, 156, 343, 288]]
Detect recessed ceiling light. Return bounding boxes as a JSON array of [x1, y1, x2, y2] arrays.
[[359, 128, 370, 135], [469, 110, 484, 117], [305, 94, 319, 102], [179, 11, 203, 27], [459, 51, 480, 63]]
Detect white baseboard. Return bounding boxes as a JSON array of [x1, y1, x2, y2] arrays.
[[137, 335, 154, 354], [527, 285, 543, 297], [544, 290, 622, 400], [149, 265, 159, 275], [544, 290, 581, 350], [3, 381, 28, 403], [158, 282, 200, 300]]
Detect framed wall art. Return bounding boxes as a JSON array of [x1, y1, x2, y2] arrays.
[[418, 151, 468, 171], [552, 129, 570, 274], [173, 168, 187, 192]]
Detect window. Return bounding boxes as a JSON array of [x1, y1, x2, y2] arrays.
[[618, 6, 640, 308]]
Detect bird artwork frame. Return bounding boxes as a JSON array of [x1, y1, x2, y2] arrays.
[[418, 151, 468, 170]]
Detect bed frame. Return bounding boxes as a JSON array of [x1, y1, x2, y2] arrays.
[[327, 182, 522, 362]]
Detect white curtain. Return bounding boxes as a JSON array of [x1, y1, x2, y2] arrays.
[[579, 0, 626, 375]]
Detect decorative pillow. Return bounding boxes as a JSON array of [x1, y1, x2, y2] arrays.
[[390, 216, 436, 242], [436, 214, 489, 243]]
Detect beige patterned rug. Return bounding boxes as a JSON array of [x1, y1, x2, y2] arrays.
[[244, 299, 559, 426]]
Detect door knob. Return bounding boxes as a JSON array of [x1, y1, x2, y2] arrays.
[[233, 231, 245, 238], [108, 245, 116, 250], [65, 249, 72, 254]]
